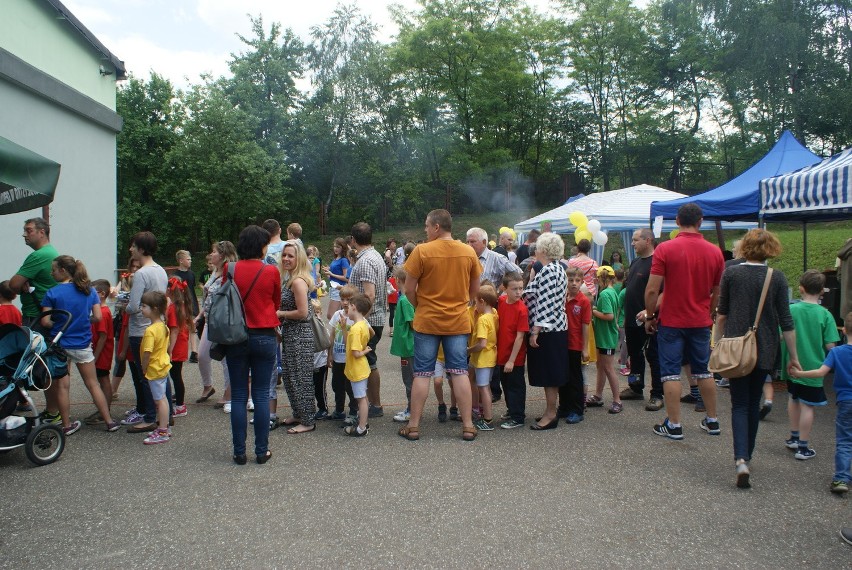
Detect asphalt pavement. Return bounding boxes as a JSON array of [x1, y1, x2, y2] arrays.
[[1, 338, 850, 568]]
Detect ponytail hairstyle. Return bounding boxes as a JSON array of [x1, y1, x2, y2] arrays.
[[54, 255, 91, 295], [167, 277, 195, 331]]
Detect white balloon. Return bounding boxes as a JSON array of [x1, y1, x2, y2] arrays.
[[593, 230, 608, 246], [586, 219, 601, 233]]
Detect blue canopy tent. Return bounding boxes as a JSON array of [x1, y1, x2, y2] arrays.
[[649, 130, 822, 222]]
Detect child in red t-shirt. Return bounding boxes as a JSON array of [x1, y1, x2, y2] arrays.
[[558, 267, 591, 423], [86, 280, 115, 424], [0, 280, 22, 326], [497, 273, 529, 428], [167, 277, 195, 417]]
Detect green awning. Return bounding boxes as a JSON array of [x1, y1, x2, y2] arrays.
[[0, 135, 61, 215]]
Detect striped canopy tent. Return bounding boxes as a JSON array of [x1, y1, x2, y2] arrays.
[[759, 146, 852, 221], [514, 184, 755, 265]]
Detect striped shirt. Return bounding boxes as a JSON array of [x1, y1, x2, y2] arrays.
[[478, 248, 521, 286], [349, 246, 388, 328]]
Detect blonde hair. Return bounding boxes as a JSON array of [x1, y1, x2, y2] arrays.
[[281, 240, 315, 291]]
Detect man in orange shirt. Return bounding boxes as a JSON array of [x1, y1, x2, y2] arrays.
[[400, 209, 481, 441]]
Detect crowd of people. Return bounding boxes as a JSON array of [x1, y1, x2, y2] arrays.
[[2, 207, 850, 494]]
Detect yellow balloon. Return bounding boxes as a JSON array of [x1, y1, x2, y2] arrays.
[[669, 229, 680, 239], [569, 211, 588, 228], [575, 228, 592, 243], [498, 226, 516, 240]]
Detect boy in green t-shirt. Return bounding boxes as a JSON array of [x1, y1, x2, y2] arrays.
[[390, 268, 416, 422], [781, 270, 841, 459]]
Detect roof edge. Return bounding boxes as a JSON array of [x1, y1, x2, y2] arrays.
[[42, 0, 127, 80]]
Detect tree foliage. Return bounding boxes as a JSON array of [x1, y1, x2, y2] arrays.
[[116, 0, 852, 259]]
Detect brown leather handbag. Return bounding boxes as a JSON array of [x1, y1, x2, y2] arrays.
[[709, 268, 773, 378]]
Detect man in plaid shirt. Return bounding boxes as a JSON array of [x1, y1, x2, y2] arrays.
[[349, 222, 389, 417]]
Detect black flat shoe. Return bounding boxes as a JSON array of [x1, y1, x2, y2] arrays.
[[530, 420, 558, 431], [233, 454, 247, 465], [256, 450, 272, 464], [196, 387, 216, 403]]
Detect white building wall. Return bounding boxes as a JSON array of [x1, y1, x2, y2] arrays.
[[0, 79, 117, 292]]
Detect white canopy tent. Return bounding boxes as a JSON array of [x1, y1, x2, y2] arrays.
[[514, 184, 756, 264]]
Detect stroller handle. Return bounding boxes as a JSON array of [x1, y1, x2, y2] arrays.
[[38, 309, 73, 338]]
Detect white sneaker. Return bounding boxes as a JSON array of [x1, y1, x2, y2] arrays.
[[223, 401, 232, 414], [393, 409, 411, 422], [247, 399, 254, 411]]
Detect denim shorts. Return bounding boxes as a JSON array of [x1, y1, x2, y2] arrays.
[[329, 287, 341, 302], [149, 377, 168, 401], [413, 332, 469, 378], [656, 326, 712, 382], [351, 379, 368, 399], [474, 367, 493, 387], [787, 381, 828, 406]]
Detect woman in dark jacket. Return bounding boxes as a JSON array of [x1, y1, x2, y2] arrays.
[[714, 229, 800, 489]]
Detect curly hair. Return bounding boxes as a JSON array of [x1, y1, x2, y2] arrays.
[[739, 229, 782, 262]]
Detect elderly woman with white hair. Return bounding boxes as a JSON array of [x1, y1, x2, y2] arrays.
[[523, 232, 569, 430]]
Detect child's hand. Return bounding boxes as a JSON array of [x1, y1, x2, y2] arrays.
[[582, 349, 589, 362], [503, 362, 515, 373], [363, 346, 372, 354]]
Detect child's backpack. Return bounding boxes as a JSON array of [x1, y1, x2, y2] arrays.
[[206, 263, 263, 346]]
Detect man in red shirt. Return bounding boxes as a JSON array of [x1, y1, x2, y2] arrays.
[[644, 203, 724, 440]]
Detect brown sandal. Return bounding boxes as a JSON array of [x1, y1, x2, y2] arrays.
[[462, 425, 478, 441], [398, 426, 420, 441]]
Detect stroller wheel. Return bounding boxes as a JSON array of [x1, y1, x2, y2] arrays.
[[25, 424, 65, 466]]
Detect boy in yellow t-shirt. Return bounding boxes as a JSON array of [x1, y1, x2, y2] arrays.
[[139, 291, 172, 445], [344, 294, 373, 437], [468, 283, 499, 431]]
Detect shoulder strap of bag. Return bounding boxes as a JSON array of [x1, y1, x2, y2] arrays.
[[751, 267, 774, 330], [241, 265, 265, 303], [224, 263, 264, 322]]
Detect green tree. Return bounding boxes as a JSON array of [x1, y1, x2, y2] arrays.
[[561, 0, 647, 192], [116, 74, 181, 260], [224, 16, 305, 155], [161, 82, 290, 248]]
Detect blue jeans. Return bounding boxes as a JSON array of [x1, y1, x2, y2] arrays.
[[729, 368, 768, 462], [835, 400, 852, 483], [225, 332, 276, 456], [129, 336, 173, 423], [413, 332, 469, 378], [657, 326, 712, 382]]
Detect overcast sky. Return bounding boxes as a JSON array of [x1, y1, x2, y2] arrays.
[[64, 0, 555, 89]]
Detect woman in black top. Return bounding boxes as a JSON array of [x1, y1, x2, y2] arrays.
[[715, 229, 800, 489]]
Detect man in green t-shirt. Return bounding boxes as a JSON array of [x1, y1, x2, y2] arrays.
[[8, 217, 58, 326]]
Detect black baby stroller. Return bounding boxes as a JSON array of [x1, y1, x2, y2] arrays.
[[0, 310, 71, 466]]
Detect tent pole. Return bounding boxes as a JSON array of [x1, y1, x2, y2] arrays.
[[715, 220, 726, 251], [803, 221, 808, 272]]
